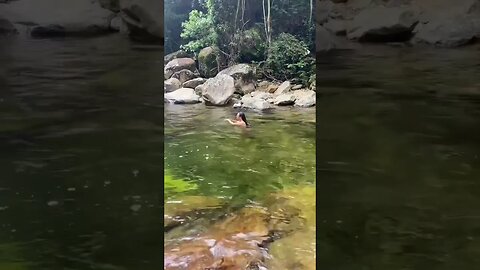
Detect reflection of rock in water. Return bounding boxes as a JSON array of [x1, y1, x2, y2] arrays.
[[164, 205, 305, 270]]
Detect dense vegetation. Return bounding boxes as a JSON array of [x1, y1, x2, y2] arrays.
[[165, 0, 315, 84]]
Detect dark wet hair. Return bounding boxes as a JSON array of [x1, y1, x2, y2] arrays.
[[237, 112, 250, 127]]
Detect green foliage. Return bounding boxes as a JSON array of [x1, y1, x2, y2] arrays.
[[265, 33, 315, 84], [165, 170, 198, 193], [238, 27, 267, 63], [180, 9, 217, 54]]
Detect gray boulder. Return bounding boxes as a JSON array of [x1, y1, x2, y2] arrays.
[[413, 16, 479, 47], [0, 0, 115, 37], [274, 93, 296, 106], [202, 74, 236, 106], [293, 90, 316, 107], [171, 69, 196, 84], [238, 95, 274, 111], [119, 0, 163, 41], [217, 64, 256, 95], [164, 58, 196, 79], [164, 78, 181, 93], [183, 78, 206, 89], [274, 81, 292, 95], [165, 88, 201, 104], [164, 50, 190, 64], [347, 6, 419, 42]]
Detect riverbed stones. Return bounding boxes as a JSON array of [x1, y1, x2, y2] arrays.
[[119, 0, 163, 41], [293, 90, 316, 107], [412, 16, 480, 47], [198, 46, 218, 78], [164, 50, 190, 64], [201, 74, 236, 106], [164, 206, 272, 270], [164, 78, 181, 93], [346, 6, 419, 42], [182, 78, 206, 89], [171, 69, 196, 84], [165, 88, 201, 104], [164, 58, 196, 79], [274, 81, 292, 95], [217, 64, 256, 95]]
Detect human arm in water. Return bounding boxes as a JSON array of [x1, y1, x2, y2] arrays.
[[225, 119, 245, 127]]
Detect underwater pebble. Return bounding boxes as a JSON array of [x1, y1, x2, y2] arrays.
[[67, 188, 76, 192], [47, 201, 59, 207], [130, 204, 142, 212]]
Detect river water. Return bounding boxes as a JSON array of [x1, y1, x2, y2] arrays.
[[317, 45, 480, 269], [0, 35, 163, 269]]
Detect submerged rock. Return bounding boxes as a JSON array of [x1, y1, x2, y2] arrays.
[[164, 207, 273, 270], [164, 195, 223, 228]]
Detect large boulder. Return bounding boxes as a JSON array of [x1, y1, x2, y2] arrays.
[[164, 88, 201, 104], [171, 69, 196, 84], [164, 78, 181, 93], [119, 0, 163, 41], [411, 0, 480, 47], [346, 5, 419, 42], [182, 78, 206, 89], [0, 17, 17, 36], [164, 50, 190, 64], [236, 96, 273, 111], [201, 74, 236, 106], [293, 90, 316, 107], [164, 58, 196, 79], [274, 93, 296, 106], [274, 81, 292, 95], [198, 46, 218, 78], [217, 64, 256, 95], [0, 0, 115, 37], [412, 16, 480, 47]]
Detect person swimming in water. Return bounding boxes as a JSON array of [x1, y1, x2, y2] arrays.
[[225, 112, 250, 128]]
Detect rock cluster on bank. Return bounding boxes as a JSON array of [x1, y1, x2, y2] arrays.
[[0, 0, 162, 41], [317, 0, 480, 52], [163, 50, 317, 110]]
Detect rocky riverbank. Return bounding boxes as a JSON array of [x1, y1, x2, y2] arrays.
[[164, 49, 317, 110], [317, 0, 480, 52], [0, 0, 162, 41]]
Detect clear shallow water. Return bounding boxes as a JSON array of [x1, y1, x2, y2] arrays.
[[164, 104, 316, 267], [0, 35, 163, 269], [317, 45, 480, 269]]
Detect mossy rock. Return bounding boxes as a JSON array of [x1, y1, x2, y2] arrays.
[[198, 46, 219, 78]]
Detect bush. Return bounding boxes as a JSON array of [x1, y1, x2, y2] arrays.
[[180, 10, 217, 54], [265, 33, 314, 85], [238, 27, 267, 63]]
